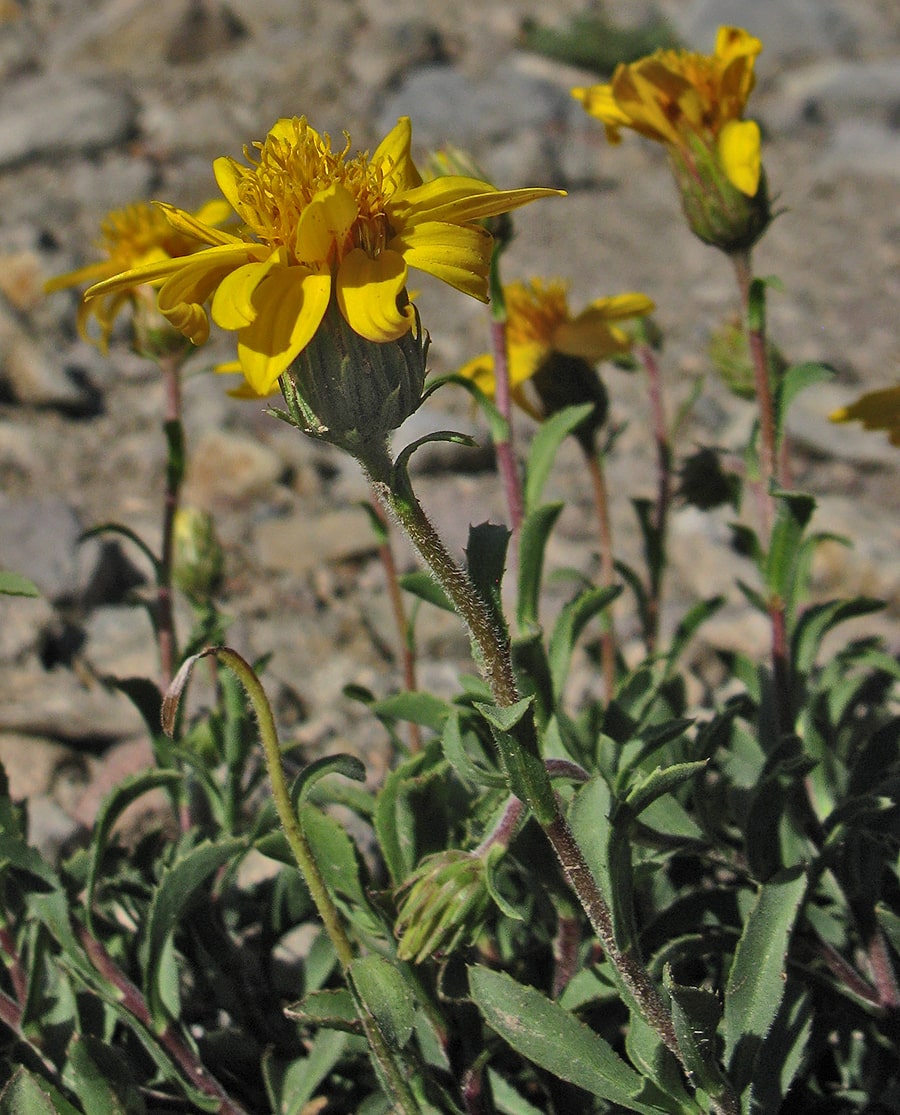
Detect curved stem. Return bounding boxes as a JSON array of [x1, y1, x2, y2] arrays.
[[167, 647, 422, 1115]]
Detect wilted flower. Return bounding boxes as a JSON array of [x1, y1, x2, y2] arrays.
[[572, 27, 771, 252], [459, 278, 653, 448], [830, 385, 900, 448], [45, 199, 231, 352], [84, 116, 563, 397]]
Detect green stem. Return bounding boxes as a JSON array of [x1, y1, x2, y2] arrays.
[[362, 445, 689, 1069], [169, 647, 421, 1115]]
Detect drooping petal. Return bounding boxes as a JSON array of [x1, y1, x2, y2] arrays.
[[830, 385, 900, 446], [211, 253, 283, 330], [155, 246, 256, 343], [213, 158, 245, 217], [457, 352, 496, 395], [715, 26, 762, 67], [295, 182, 358, 263], [44, 258, 116, 294], [235, 265, 332, 395], [373, 116, 423, 194], [554, 293, 655, 360], [388, 220, 493, 301], [157, 201, 241, 248], [718, 119, 761, 195], [336, 248, 414, 342], [578, 293, 656, 322]]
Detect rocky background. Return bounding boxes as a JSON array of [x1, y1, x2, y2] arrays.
[[0, 0, 898, 855]]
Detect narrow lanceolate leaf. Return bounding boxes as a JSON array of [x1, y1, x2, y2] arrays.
[[469, 966, 687, 1114], [517, 501, 564, 630], [350, 954, 416, 1052], [0, 1068, 82, 1115], [664, 967, 733, 1103], [0, 571, 39, 597], [523, 403, 595, 513], [723, 868, 807, 1094]]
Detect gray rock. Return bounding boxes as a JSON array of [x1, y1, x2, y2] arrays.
[[766, 60, 900, 132], [255, 506, 377, 576], [0, 495, 100, 603], [182, 429, 284, 507], [0, 74, 138, 169], [670, 0, 860, 64], [0, 664, 146, 742], [0, 310, 100, 412]]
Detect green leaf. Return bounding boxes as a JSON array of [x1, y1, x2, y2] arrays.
[[373, 749, 437, 885], [745, 984, 812, 1114], [623, 762, 707, 819], [350, 954, 416, 1051], [143, 837, 247, 1028], [465, 521, 510, 636], [85, 768, 183, 932], [764, 492, 816, 601], [776, 361, 835, 447], [398, 570, 455, 613], [0, 1068, 83, 1115], [664, 967, 732, 1102], [723, 868, 808, 1091], [468, 966, 684, 1113], [0, 571, 40, 597], [441, 711, 506, 790], [517, 502, 564, 630], [284, 988, 363, 1034], [262, 1030, 351, 1115], [523, 403, 595, 513], [548, 584, 621, 698], [792, 597, 884, 677], [291, 753, 366, 806], [80, 522, 159, 578], [299, 803, 370, 912], [64, 1033, 145, 1115], [370, 690, 453, 732], [101, 678, 164, 741]]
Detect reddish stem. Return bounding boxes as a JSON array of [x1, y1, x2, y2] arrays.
[[489, 317, 524, 534]]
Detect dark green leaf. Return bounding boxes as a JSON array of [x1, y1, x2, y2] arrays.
[[664, 968, 732, 1102], [792, 597, 884, 677], [291, 753, 366, 806], [64, 1033, 145, 1115], [284, 988, 362, 1033], [262, 1031, 351, 1115], [370, 690, 453, 731], [465, 521, 510, 636], [350, 954, 415, 1051], [776, 362, 835, 447], [85, 768, 183, 932], [101, 677, 164, 740], [441, 711, 506, 790], [143, 837, 247, 1027], [623, 762, 707, 819], [548, 585, 621, 698], [468, 966, 685, 1113], [0, 1069, 82, 1115], [765, 491, 816, 601]]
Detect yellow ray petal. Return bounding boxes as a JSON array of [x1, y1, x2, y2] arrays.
[[391, 177, 564, 226], [156, 201, 241, 247], [295, 182, 359, 262], [336, 247, 414, 342], [235, 265, 332, 395], [44, 258, 116, 294], [211, 255, 281, 330], [718, 119, 761, 195], [389, 220, 493, 300], [373, 116, 423, 194]]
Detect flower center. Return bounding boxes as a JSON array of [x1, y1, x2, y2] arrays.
[[231, 118, 391, 264], [100, 203, 188, 264], [505, 280, 570, 348]]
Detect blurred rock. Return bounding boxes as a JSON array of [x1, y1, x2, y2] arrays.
[[0, 495, 101, 603]]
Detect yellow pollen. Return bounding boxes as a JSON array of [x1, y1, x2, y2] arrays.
[[231, 118, 392, 264]]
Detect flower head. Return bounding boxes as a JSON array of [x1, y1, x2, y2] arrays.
[[460, 279, 654, 442], [830, 385, 900, 448], [45, 199, 231, 351], [573, 27, 771, 251], [84, 117, 563, 396]]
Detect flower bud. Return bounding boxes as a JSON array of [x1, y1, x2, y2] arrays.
[[708, 314, 786, 399], [395, 850, 493, 964], [669, 132, 771, 255], [278, 298, 429, 458], [172, 507, 224, 604]]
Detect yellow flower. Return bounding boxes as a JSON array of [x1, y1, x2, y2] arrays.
[[572, 26, 763, 196], [84, 117, 563, 396], [830, 385, 900, 448], [460, 279, 654, 419], [45, 199, 232, 350]]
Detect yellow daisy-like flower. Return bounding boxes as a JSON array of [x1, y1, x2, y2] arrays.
[[460, 278, 655, 419], [84, 116, 563, 396], [830, 385, 900, 448], [45, 199, 232, 350], [572, 26, 763, 196]]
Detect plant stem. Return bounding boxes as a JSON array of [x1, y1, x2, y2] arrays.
[[78, 925, 250, 1115], [584, 448, 618, 698], [157, 352, 184, 690], [192, 647, 422, 1115], [732, 251, 793, 738], [364, 447, 688, 1067], [488, 248, 524, 534]]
